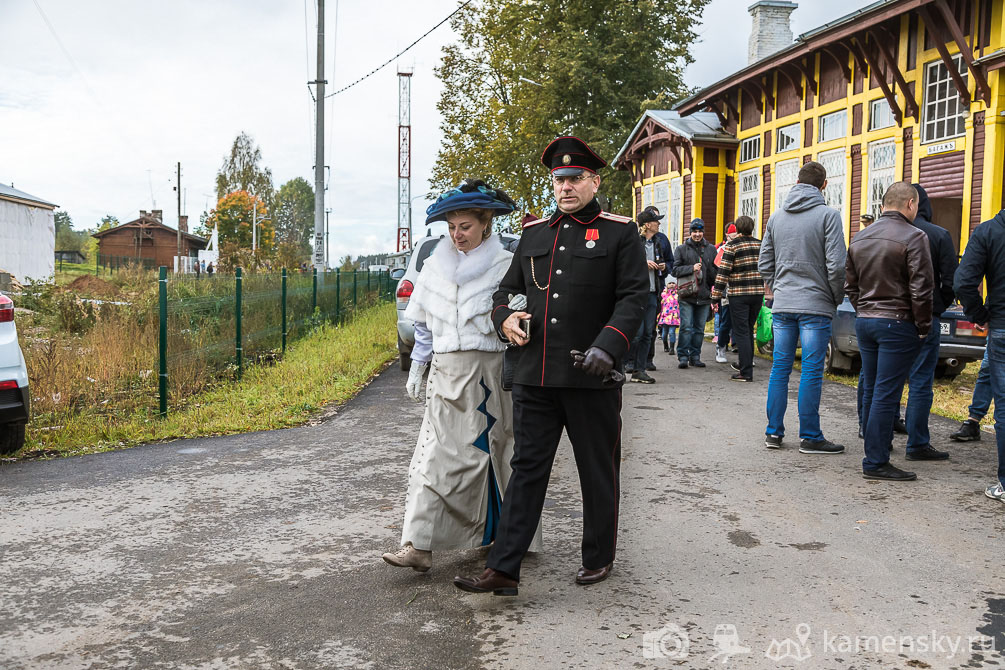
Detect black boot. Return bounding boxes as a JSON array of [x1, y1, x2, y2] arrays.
[[949, 419, 982, 442], [668, 343, 675, 356], [663, 341, 670, 353]]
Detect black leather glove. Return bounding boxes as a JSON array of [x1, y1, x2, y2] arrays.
[[570, 347, 614, 377]]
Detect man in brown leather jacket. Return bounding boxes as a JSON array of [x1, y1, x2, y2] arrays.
[[845, 182, 935, 481]]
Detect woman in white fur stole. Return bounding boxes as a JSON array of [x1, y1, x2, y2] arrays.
[[383, 181, 542, 573]]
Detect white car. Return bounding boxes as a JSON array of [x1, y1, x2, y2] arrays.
[[395, 231, 520, 371], [0, 293, 29, 455]]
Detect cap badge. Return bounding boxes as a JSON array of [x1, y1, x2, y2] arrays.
[[562, 154, 571, 165]]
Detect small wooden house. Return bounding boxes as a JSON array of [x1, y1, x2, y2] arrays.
[[92, 210, 206, 270]]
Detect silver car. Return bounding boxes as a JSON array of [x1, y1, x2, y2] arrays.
[[396, 232, 520, 371]]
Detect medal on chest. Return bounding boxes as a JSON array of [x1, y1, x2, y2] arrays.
[[585, 228, 599, 249]]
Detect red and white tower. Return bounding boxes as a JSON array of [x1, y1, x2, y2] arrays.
[[397, 71, 413, 252]]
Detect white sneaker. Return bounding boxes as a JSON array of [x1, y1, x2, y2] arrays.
[[986, 482, 1005, 503], [715, 347, 727, 364], [382, 542, 432, 572]]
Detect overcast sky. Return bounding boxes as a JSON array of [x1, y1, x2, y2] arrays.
[[0, 0, 873, 263]]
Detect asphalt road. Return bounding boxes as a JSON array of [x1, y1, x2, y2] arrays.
[[2, 355, 1004, 670]]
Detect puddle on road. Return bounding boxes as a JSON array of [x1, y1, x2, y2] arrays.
[[176, 448, 207, 455], [727, 530, 761, 548]]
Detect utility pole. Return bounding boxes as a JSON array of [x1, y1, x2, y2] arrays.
[[176, 161, 182, 272], [252, 200, 258, 252], [312, 0, 326, 270], [325, 208, 331, 269]]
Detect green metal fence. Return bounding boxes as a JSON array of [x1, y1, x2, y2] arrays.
[[157, 267, 395, 416]]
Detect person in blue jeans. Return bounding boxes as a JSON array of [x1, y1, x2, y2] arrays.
[[901, 184, 958, 461], [954, 205, 1005, 504], [949, 344, 992, 441], [847, 182, 935, 481], [758, 162, 847, 454], [671, 219, 717, 369]]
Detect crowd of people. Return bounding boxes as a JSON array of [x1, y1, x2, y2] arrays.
[[379, 136, 1004, 596]]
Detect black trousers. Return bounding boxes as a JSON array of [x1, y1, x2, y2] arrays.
[[729, 294, 762, 378], [487, 383, 623, 580]]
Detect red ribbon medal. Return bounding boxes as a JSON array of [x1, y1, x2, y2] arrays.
[[585, 229, 599, 241]]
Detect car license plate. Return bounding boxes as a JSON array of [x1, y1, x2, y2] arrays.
[[940, 321, 950, 335]]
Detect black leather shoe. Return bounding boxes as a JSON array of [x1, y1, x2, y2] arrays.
[[730, 373, 752, 382], [678, 360, 689, 369], [690, 359, 706, 368], [862, 463, 917, 481], [893, 418, 908, 434], [575, 563, 612, 585], [453, 568, 519, 596], [905, 445, 950, 461]]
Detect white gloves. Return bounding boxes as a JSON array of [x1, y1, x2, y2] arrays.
[[406, 362, 429, 401]]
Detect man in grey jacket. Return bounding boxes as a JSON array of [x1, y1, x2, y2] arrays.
[[758, 161, 847, 454]]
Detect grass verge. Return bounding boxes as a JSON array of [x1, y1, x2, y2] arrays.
[[14, 301, 398, 460]]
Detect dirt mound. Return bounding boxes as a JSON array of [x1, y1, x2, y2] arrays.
[[66, 275, 122, 298]]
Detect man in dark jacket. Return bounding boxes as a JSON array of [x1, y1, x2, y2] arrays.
[[628, 206, 668, 382], [954, 208, 1005, 504], [671, 219, 717, 368], [846, 182, 934, 481], [902, 184, 958, 461], [454, 136, 648, 595]]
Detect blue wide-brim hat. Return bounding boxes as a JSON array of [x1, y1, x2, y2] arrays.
[[425, 185, 515, 224]]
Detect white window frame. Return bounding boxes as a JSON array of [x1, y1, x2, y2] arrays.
[[654, 179, 669, 239], [869, 98, 895, 131], [922, 55, 968, 144], [740, 136, 761, 164], [668, 177, 683, 249], [817, 148, 846, 214], [776, 123, 800, 154], [738, 168, 760, 235], [818, 110, 847, 143], [774, 158, 800, 210], [867, 139, 896, 219]]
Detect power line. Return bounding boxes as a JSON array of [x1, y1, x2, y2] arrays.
[[304, 0, 316, 165], [323, 0, 472, 99], [326, 0, 339, 193], [32, 0, 140, 158]]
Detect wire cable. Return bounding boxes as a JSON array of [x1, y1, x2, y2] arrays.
[[323, 0, 472, 99]]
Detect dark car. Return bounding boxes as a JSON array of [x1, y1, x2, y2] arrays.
[[826, 297, 986, 379]]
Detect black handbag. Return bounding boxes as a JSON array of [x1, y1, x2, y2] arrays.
[[677, 267, 702, 300]]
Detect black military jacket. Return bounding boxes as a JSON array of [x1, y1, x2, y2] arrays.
[[491, 198, 648, 389]]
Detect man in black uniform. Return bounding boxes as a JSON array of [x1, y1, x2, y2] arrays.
[[453, 136, 648, 596]]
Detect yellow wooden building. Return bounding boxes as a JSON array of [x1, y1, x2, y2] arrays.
[[615, 0, 1005, 255]]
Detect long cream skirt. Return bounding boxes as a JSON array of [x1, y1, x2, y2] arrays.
[[400, 350, 542, 552]]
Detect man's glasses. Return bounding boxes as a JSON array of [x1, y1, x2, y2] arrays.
[[552, 173, 595, 186]]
